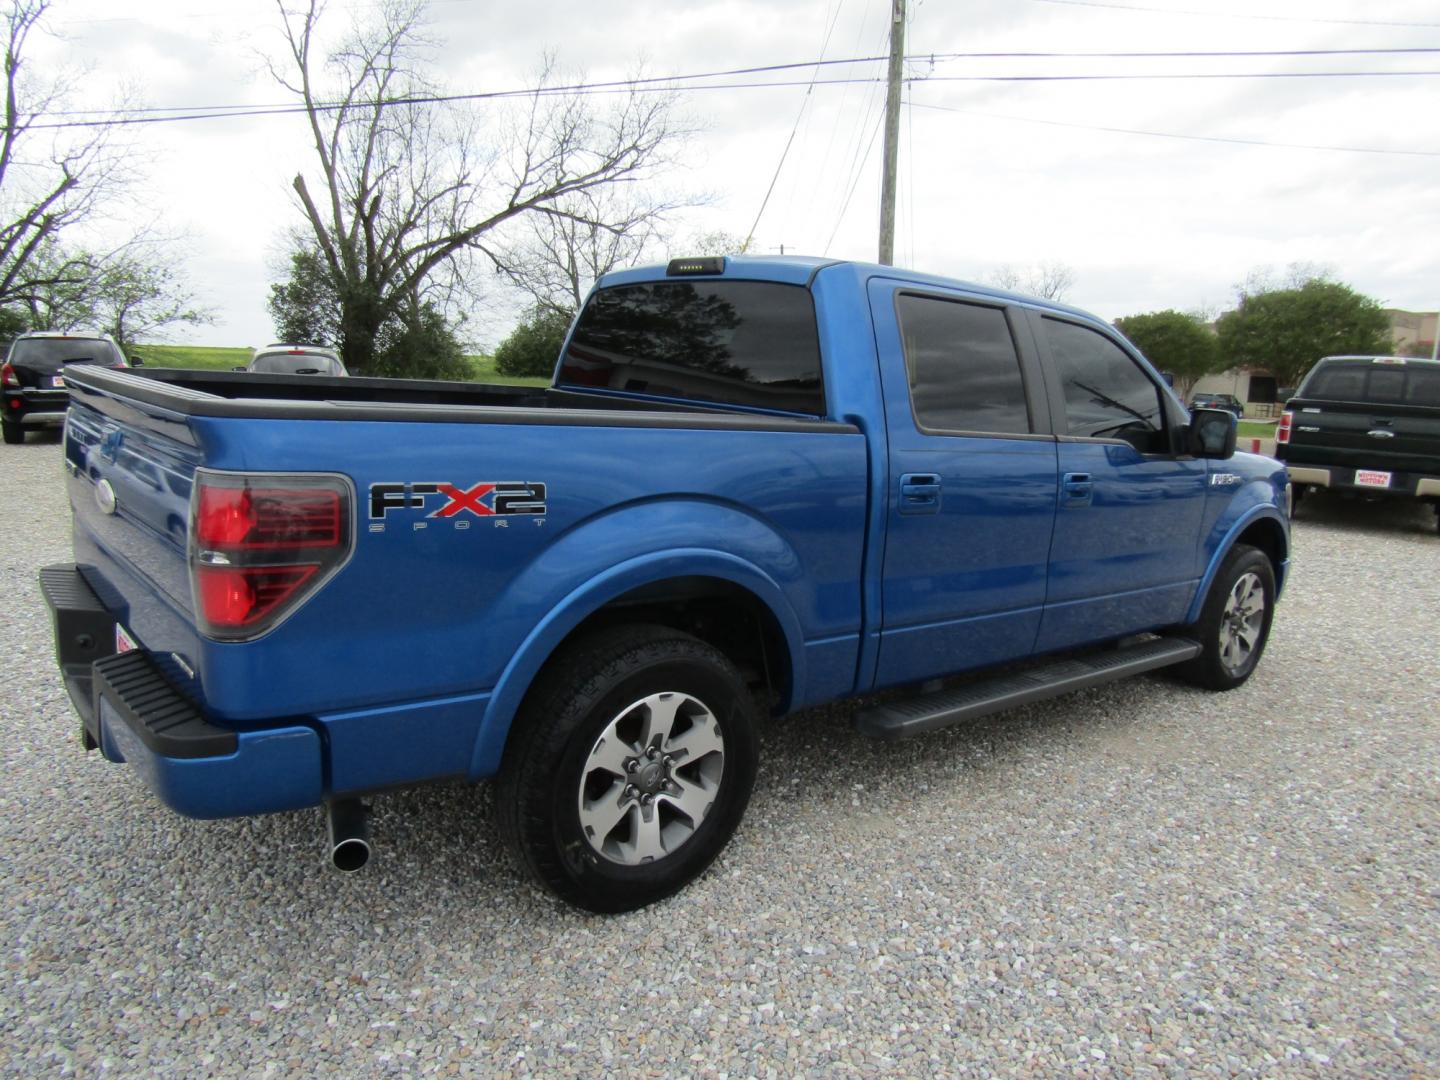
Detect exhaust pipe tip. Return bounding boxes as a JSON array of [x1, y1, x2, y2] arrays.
[[326, 798, 371, 873], [332, 835, 370, 873]]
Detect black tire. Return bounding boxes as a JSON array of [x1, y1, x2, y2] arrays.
[[1175, 543, 1275, 691], [1, 420, 21, 445], [496, 624, 759, 913]]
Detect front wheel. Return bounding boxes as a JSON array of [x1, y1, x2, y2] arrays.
[[496, 625, 758, 913], [1175, 543, 1276, 691]]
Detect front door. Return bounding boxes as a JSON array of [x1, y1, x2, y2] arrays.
[[1030, 313, 1207, 652]]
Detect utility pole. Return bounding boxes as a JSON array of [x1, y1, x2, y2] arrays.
[[878, 0, 905, 266]]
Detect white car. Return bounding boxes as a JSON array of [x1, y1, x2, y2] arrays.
[[244, 344, 347, 376]]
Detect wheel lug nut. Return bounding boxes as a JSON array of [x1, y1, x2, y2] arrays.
[[624, 758, 637, 771], [647, 747, 658, 760], [662, 755, 673, 766], [641, 794, 653, 806], [624, 785, 637, 798]]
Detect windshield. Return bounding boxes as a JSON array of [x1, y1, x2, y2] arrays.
[[8, 337, 122, 374], [559, 280, 825, 414], [250, 352, 343, 375]]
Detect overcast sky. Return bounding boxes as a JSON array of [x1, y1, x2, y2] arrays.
[[25, 0, 1440, 349]]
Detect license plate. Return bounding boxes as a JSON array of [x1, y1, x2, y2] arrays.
[[1355, 470, 1391, 488], [51, 375, 65, 388], [115, 623, 138, 653]]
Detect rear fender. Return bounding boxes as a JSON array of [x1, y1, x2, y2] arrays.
[[468, 503, 807, 778]]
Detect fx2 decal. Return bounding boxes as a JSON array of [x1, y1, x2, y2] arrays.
[[368, 481, 547, 533]]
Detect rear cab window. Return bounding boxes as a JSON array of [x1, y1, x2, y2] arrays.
[[1303, 359, 1440, 406], [557, 280, 825, 415]]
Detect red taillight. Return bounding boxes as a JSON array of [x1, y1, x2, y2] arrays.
[[195, 486, 342, 548], [190, 472, 351, 640], [1276, 411, 1293, 445], [1, 363, 16, 388]]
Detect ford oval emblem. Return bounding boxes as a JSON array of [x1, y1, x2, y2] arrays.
[[95, 478, 118, 515]]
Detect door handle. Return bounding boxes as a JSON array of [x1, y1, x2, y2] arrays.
[[1062, 472, 1093, 503], [899, 473, 941, 514]]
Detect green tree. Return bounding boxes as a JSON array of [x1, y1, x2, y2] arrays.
[[1113, 310, 1223, 399], [1216, 279, 1390, 390], [269, 245, 469, 379], [268, 247, 341, 346], [493, 306, 572, 378], [0, 304, 27, 340]]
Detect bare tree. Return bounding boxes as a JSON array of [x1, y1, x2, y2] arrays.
[[271, 0, 687, 373], [494, 185, 686, 316], [0, 0, 133, 310], [23, 235, 215, 349], [987, 261, 1076, 302]]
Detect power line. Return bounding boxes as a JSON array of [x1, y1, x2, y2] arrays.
[[911, 100, 1440, 157], [27, 61, 1440, 131], [1028, 0, 1440, 28], [925, 70, 1440, 83], [744, 0, 848, 253], [32, 47, 1440, 125]]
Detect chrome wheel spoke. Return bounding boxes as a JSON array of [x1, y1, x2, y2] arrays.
[[579, 782, 632, 842], [620, 808, 667, 863], [639, 693, 684, 750], [665, 719, 723, 764], [585, 733, 634, 779], [662, 775, 714, 824]]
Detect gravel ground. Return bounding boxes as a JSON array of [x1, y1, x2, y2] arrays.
[[2, 432, 1438, 1077]]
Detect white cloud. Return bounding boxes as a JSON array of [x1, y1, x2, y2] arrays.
[[20, 0, 1440, 346]]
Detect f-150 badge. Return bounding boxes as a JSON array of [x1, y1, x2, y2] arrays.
[[368, 481, 547, 532]]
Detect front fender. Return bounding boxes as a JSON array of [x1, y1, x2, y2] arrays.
[[467, 501, 811, 778], [1186, 481, 1290, 624]]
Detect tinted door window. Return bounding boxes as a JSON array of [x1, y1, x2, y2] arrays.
[[1044, 318, 1166, 451], [560, 281, 824, 414], [896, 294, 1030, 434]]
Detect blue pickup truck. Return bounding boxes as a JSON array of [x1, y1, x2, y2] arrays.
[[43, 256, 1290, 912]]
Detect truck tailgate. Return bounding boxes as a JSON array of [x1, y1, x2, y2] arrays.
[[1286, 398, 1440, 473]]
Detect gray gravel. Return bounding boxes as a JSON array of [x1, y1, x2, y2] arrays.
[[3, 432, 1438, 1077]]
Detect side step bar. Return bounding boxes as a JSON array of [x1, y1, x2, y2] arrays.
[[854, 637, 1201, 741]]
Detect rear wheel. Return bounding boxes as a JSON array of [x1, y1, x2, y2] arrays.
[[496, 624, 758, 913], [1, 420, 21, 445], [1175, 543, 1275, 691]]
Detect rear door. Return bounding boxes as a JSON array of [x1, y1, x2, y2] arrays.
[[1029, 313, 1206, 652], [869, 280, 1059, 688]]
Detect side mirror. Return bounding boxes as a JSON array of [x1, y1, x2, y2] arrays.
[[1188, 407, 1237, 459], [128, 355, 145, 367]]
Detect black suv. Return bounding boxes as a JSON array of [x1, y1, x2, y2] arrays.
[[2, 332, 134, 444], [1191, 392, 1244, 418]]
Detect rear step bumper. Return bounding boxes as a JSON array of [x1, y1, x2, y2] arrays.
[[40, 564, 323, 818], [855, 637, 1201, 740]]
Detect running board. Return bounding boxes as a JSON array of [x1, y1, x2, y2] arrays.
[[854, 637, 1201, 741]]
